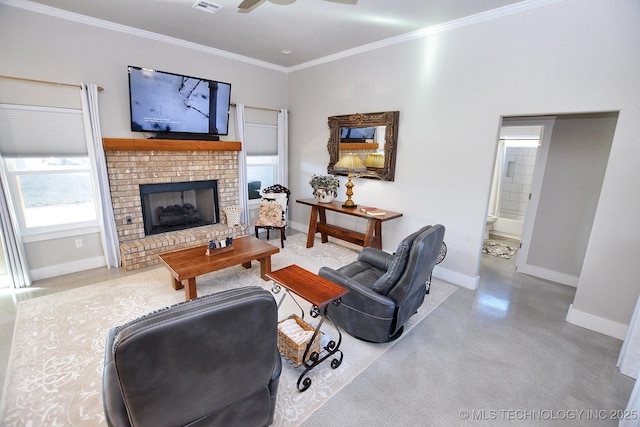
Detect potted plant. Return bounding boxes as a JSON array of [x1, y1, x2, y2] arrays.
[[309, 174, 340, 203]]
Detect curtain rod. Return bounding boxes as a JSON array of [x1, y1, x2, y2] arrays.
[[0, 74, 104, 91], [230, 102, 282, 113]]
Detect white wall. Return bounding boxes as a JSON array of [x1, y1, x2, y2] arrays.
[[0, 6, 288, 139], [288, 0, 640, 336]]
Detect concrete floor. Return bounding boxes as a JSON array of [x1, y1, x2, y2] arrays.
[[302, 236, 635, 426], [0, 235, 635, 425]]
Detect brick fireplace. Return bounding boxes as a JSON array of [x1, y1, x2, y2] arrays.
[[104, 138, 248, 270]]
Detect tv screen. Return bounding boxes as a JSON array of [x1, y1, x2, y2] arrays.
[[128, 66, 231, 137], [340, 127, 375, 142]]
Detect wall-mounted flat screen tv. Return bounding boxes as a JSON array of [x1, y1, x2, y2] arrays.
[[128, 66, 231, 139], [340, 127, 375, 142]]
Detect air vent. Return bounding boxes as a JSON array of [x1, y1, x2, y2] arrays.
[[192, 0, 223, 14]]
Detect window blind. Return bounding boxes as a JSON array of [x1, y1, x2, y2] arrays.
[[245, 123, 278, 156], [0, 104, 88, 156]]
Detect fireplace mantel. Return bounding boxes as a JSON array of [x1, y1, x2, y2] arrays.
[[103, 138, 241, 152]]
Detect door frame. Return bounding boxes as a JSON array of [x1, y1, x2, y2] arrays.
[[498, 117, 557, 276]]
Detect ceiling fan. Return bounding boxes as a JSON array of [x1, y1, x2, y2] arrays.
[[238, 0, 357, 12]]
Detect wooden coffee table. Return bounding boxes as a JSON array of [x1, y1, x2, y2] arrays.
[[158, 236, 280, 301]]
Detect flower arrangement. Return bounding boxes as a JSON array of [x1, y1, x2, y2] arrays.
[[309, 174, 340, 194]]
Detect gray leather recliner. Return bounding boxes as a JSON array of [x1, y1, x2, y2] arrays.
[[102, 286, 281, 427], [319, 225, 445, 343]]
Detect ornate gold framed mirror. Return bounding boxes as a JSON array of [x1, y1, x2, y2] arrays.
[[327, 111, 399, 181]]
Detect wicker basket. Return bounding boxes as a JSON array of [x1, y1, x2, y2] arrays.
[[277, 314, 321, 366], [223, 205, 243, 226]]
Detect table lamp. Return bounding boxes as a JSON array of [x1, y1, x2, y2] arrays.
[[334, 154, 367, 208], [364, 153, 385, 168]]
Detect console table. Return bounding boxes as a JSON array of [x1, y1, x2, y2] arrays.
[[296, 198, 402, 250]]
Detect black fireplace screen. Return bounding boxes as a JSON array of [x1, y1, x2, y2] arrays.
[[139, 180, 219, 236]]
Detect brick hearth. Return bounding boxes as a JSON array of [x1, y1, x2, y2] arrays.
[[104, 141, 248, 270]]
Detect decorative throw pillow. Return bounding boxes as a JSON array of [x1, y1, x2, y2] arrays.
[[261, 193, 287, 223], [255, 203, 284, 227]]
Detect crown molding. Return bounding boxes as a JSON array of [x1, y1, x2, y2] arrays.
[[2, 0, 565, 74], [0, 0, 288, 73]]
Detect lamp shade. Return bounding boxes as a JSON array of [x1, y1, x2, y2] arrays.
[[364, 153, 384, 168], [335, 154, 367, 173]]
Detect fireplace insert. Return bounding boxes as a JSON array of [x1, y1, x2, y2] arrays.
[[140, 180, 219, 235]]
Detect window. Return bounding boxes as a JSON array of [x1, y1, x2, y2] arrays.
[[4, 157, 98, 233], [247, 155, 277, 199], [245, 122, 281, 200]]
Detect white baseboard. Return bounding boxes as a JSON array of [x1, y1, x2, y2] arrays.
[[433, 266, 478, 290], [517, 264, 579, 287], [290, 222, 477, 290], [566, 304, 627, 340], [289, 221, 307, 234], [30, 256, 106, 281]]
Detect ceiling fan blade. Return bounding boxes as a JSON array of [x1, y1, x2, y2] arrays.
[[238, 0, 263, 10], [324, 0, 358, 4]]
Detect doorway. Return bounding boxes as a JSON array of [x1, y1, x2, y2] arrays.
[[487, 123, 543, 241], [487, 113, 618, 287]]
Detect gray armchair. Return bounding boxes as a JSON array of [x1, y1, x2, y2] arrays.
[[318, 225, 445, 343], [102, 286, 281, 427]]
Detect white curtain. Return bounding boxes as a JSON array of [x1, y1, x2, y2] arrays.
[[0, 162, 30, 288], [80, 84, 120, 268], [277, 109, 289, 187], [235, 103, 249, 224]]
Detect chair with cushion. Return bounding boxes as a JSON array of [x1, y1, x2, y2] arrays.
[[318, 224, 445, 343], [102, 286, 281, 427], [254, 184, 290, 248]]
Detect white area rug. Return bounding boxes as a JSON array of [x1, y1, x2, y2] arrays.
[[0, 234, 457, 426]]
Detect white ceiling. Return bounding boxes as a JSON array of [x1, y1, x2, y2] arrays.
[[14, 0, 528, 69]]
